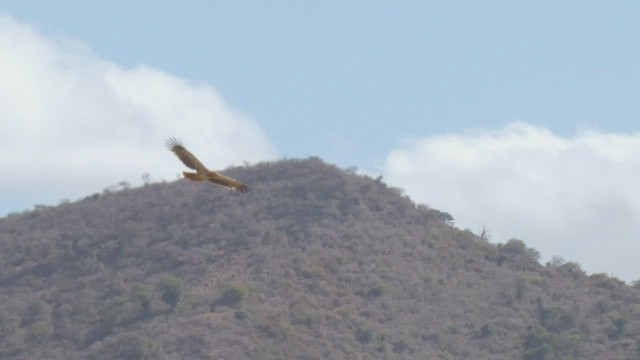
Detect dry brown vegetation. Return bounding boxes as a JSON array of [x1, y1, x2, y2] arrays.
[[1, 157, 639, 359]]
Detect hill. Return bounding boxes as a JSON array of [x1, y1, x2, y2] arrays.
[[0, 158, 639, 359]]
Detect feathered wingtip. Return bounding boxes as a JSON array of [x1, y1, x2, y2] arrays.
[[237, 184, 250, 193], [166, 137, 184, 151]]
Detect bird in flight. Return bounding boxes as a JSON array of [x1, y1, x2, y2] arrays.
[[166, 137, 249, 193]]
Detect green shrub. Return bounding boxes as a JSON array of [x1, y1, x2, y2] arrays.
[[354, 327, 373, 344], [559, 261, 584, 275], [497, 239, 541, 265], [480, 323, 496, 338], [433, 210, 455, 224], [375, 338, 387, 353], [606, 318, 627, 339], [500, 239, 528, 256], [525, 327, 551, 349], [524, 327, 579, 359], [538, 307, 575, 332], [591, 273, 624, 289], [156, 276, 183, 309], [216, 282, 250, 306], [291, 309, 316, 328], [358, 285, 385, 300], [595, 300, 612, 314]]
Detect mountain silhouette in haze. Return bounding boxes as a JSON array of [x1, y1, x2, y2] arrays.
[[0, 158, 639, 359]]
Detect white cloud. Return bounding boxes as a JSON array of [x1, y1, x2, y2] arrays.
[[0, 14, 277, 215], [384, 121, 640, 282]]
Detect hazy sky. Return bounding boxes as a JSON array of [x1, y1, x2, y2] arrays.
[[1, 2, 639, 281]]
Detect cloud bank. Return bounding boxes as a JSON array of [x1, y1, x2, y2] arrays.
[[0, 14, 277, 215], [384, 121, 640, 282]]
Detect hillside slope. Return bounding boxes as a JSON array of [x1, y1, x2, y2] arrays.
[[0, 158, 639, 359]]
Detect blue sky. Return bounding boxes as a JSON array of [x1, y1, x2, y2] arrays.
[[1, 1, 640, 281], [5, 1, 639, 164]]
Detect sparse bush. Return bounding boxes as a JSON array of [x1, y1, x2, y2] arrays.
[[106, 335, 156, 360], [354, 327, 373, 344], [527, 247, 541, 262], [499, 239, 528, 256], [500, 239, 534, 259], [156, 275, 183, 309], [258, 320, 292, 340], [539, 306, 576, 332], [559, 261, 584, 275], [498, 239, 540, 265], [478, 226, 491, 241], [367, 286, 384, 299], [429, 209, 455, 224], [595, 300, 612, 315], [392, 339, 409, 353], [484, 252, 508, 266], [606, 317, 627, 339], [96, 300, 127, 333], [516, 277, 529, 301], [524, 343, 552, 360], [26, 320, 50, 344], [24, 300, 49, 325], [480, 323, 496, 338], [591, 273, 624, 289], [375, 337, 387, 353], [301, 265, 325, 279], [215, 282, 250, 306], [336, 306, 353, 319], [291, 309, 316, 328], [547, 255, 565, 268], [424, 332, 440, 343], [234, 310, 247, 320], [525, 327, 550, 349], [524, 326, 579, 359], [357, 285, 385, 300]]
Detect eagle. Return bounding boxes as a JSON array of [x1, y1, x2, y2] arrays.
[[166, 137, 249, 193]]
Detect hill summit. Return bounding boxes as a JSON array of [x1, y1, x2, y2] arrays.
[[0, 158, 639, 359]]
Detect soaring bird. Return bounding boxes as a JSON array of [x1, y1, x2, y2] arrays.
[[166, 137, 249, 193]]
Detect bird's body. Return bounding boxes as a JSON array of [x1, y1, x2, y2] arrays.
[[166, 137, 249, 193]]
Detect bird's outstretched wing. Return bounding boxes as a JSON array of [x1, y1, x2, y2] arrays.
[[208, 171, 250, 193], [166, 137, 209, 175]]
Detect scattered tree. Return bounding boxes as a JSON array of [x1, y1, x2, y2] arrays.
[[156, 276, 183, 310]]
